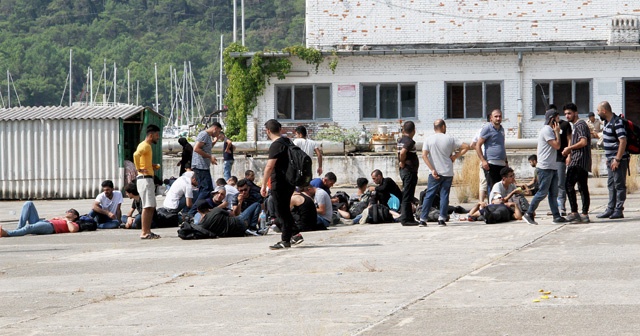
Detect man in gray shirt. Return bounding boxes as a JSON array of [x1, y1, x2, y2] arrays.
[[476, 109, 507, 195], [419, 119, 469, 227], [522, 109, 567, 225], [188, 122, 222, 216]]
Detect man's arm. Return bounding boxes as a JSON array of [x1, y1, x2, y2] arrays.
[[261, 159, 276, 197], [422, 150, 439, 179], [314, 147, 323, 175], [611, 137, 627, 171], [451, 143, 470, 162], [475, 137, 489, 170], [133, 146, 146, 174], [68, 221, 80, 233], [398, 148, 408, 169], [194, 141, 217, 165], [115, 204, 122, 223], [92, 201, 115, 218], [547, 124, 562, 150]]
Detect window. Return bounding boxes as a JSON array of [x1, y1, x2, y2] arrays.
[[276, 84, 331, 120], [446, 82, 502, 119], [533, 80, 591, 116], [361, 83, 416, 119]]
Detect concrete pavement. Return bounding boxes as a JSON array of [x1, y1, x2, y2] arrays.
[[1, 184, 639, 335]]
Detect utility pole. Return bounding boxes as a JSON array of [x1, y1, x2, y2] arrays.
[[154, 63, 159, 115], [233, 0, 237, 42], [69, 49, 73, 106]]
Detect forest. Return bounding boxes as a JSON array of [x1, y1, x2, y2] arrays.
[[0, 0, 305, 118]]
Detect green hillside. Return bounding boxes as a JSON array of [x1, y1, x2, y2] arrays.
[[0, 0, 305, 112]]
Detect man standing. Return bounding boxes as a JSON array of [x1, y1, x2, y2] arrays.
[[554, 105, 572, 216], [189, 122, 222, 216], [293, 126, 323, 176], [89, 180, 123, 229], [261, 119, 303, 249], [522, 110, 567, 225], [476, 109, 507, 194], [420, 119, 469, 227], [177, 137, 193, 176], [562, 103, 592, 223], [596, 101, 628, 219], [218, 132, 235, 181], [397, 121, 419, 226], [133, 124, 162, 239]]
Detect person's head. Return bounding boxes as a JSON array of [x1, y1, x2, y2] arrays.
[[189, 174, 198, 187], [264, 119, 282, 139], [563, 103, 579, 123], [178, 137, 189, 147], [588, 112, 596, 122], [489, 109, 502, 127], [65, 208, 80, 222], [322, 172, 337, 188], [544, 108, 559, 126], [300, 185, 316, 197], [371, 169, 383, 185], [294, 126, 308, 139], [212, 186, 225, 203], [597, 101, 613, 121], [197, 201, 212, 215], [236, 179, 250, 197], [500, 166, 515, 185], [402, 121, 416, 137], [356, 177, 369, 192], [528, 154, 537, 167], [433, 119, 446, 133], [491, 194, 504, 204], [124, 183, 139, 198], [227, 176, 238, 186], [216, 178, 226, 187], [217, 132, 226, 142], [207, 121, 223, 137], [145, 124, 161, 144], [245, 170, 255, 181], [101, 180, 115, 198]]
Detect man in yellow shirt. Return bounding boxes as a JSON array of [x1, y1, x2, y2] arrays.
[[133, 124, 161, 239]]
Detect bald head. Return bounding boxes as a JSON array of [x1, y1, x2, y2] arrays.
[[433, 119, 446, 133], [596, 101, 613, 122], [598, 101, 612, 113]]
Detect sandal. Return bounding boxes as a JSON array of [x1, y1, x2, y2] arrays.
[[140, 232, 161, 240]]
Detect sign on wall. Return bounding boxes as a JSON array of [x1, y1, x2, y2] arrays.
[[338, 84, 356, 97]]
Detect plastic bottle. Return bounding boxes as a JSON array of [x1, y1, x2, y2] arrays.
[[259, 210, 267, 231]]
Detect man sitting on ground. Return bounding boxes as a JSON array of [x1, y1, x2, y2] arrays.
[[89, 180, 123, 229], [369, 169, 402, 210], [244, 170, 262, 198], [337, 177, 371, 220], [156, 171, 198, 227], [230, 178, 264, 231], [196, 202, 249, 238], [290, 185, 327, 232], [521, 154, 539, 196], [315, 183, 334, 227], [216, 178, 238, 211], [121, 183, 158, 229], [310, 172, 338, 203], [468, 167, 524, 221]]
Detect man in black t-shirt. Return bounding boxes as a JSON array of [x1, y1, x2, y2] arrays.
[[261, 119, 303, 249], [197, 203, 247, 238], [397, 121, 419, 226], [552, 104, 572, 216]]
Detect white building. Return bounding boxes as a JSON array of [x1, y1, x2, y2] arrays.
[[243, 1, 640, 142]]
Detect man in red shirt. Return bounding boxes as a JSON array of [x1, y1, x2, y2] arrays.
[[0, 201, 80, 237]]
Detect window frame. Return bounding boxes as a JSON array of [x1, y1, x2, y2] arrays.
[[360, 83, 417, 120], [275, 84, 332, 121], [532, 79, 592, 117], [445, 81, 503, 120]]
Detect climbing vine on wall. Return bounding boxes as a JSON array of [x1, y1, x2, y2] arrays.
[[223, 43, 337, 141]]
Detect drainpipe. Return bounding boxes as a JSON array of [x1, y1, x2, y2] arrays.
[[517, 52, 524, 139]]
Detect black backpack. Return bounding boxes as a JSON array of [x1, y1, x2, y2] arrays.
[[613, 115, 640, 154], [367, 204, 393, 224], [177, 222, 218, 240], [483, 204, 512, 224], [77, 215, 98, 232], [285, 140, 313, 187]]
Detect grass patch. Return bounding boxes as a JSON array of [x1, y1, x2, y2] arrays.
[[454, 154, 480, 203], [627, 156, 638, 194]]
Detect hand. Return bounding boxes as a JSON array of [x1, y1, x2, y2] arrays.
[[450, 154, 458, 162], [237, 192, 245, 203], [107, 212, 116, 219], [210, 156, 218, 165], [399, 162, 405, 169], [317, 167, 323, 175], [126, 217, 135, 225], [481, 161, 489, 171], [431, 171, 440, 179], [153, 164, 161, 170], [138, 169, 148, 174], [562, 147, 570, 157], [552, 121, 561, 133], [611, 159, 619, 171], [260, 186, 268, 197]]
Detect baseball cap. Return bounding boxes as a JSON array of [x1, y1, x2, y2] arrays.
[[492, 194, 503, 200], [211, 186, 224, 195], [544, 108, 559, 125], [588, 112, 595, 117]]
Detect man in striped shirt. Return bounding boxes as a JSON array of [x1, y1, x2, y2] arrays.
[[596, 101, 628, 219], [562, 103, 592, 223]]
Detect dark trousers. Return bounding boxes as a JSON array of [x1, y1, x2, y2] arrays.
[[485, 164, 505, 194], [271, 180, 297, 242], [399, 169, 418, 223], [606, 158, 628, 211], [565, 166, 590, 215], [189, 168, 213, 216]]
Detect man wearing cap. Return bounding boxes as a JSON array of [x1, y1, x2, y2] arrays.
[[522, 109, 568, 225]]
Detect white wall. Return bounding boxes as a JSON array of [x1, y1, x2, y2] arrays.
[[249, 50, 637, 143], [306, 0, 640, 48]]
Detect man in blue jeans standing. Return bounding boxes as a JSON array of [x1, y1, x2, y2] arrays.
[[522, 109, 568, 225], [188, 122, 222, 216], [419, 119, 469, 227]]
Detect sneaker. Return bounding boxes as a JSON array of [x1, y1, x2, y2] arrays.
[[245, 229, 260, 236], [552, 217, 568, 224], [418, 220, 428, 227], [437, 220, 447, 227], [523, 213, 538, 225], [580, 214, 591, 223], [258, 226, 270, 236], [597, 209, 613, 218], [290, 233, 304, 245], [566, 213, 581, 223], [609, 211, 624, 219], [269, 241, 291, 250]]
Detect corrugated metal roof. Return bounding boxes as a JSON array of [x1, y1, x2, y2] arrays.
[[0, 104, 154, 121]]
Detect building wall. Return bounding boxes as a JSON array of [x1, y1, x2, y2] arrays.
[[248, 50, 636, 143], [306, 0, 640, 48], [0, 119, 122, 199]]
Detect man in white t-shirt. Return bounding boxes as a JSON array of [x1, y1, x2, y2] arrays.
[[215, 178, 238, 211], [163, 171, 198, 213], [90, 180, 123, 229], [293, 125, 323, 176]]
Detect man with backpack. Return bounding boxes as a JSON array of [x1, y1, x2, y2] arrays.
[[596, 101, 628, 219], [261, 119, 304, 249]]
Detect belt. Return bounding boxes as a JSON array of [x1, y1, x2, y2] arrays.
[[137, 175, 153, 180]]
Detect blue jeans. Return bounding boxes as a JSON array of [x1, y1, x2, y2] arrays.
[[223, 160, 234, 181], [237, 202, 262, 230], [88, 210, 120, 229], [420, 175, 453, 221], [527, 168, 560, 218], [6, 201, 55, 236], [557, 162, 567, 212], [606, 158, 627, 211], [189, 168, 213, 216], [317, 215, 331, 228]]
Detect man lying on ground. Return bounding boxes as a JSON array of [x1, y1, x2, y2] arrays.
[[1, 201, 80, 237]]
